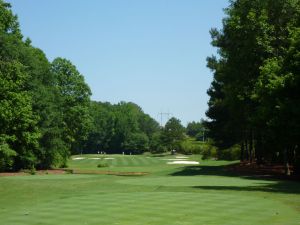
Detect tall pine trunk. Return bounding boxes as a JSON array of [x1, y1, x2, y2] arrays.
[[255, 134, 263, 165], [240, 141, 245, 162], [249, 131, 253, 163], [284, 148, 291, 176], [245, 138, 249, 161]]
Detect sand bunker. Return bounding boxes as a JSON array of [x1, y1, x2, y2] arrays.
[[72, 157, 85, 160], [167, 161, 199, 165], [90, 158, 101, 159], [104, 158, 115, 160]]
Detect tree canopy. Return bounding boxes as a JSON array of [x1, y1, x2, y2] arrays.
[[83, 101, 160, 154], [206, 0, 300, 174], [161, 117, 185, 151], [1, 0, 299, 176], [0, 0, 165, 171]]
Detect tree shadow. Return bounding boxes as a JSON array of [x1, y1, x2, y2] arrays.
[[169, 164, 300, 194], [191, 181, 300, 194], [171, 165, 235, 177]]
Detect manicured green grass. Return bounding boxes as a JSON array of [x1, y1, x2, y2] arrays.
[[0, 154, 300, 225]]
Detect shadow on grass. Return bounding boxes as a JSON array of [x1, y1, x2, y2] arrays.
[[171, 165, 235, 177], [191, 182, 300, 194], [170, 164, 300, 194]]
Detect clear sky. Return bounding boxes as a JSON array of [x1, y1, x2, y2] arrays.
[[7, 0, 229, 126]]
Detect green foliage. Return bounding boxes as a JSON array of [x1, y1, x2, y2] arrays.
[[206, 0, 300, 172], [0, 139, 16, 171], [195, 132, 204, 141], [186, 121, 205, 137], [161, 117, 185, 151], [0, 1, 92, 170], [179, 138, 204, 154], [0, 0, 165, 170], [149, 131, 165, 153], [217, 144, 241, 161], [29, 167, 36, 175], [97, 162, 109, 168], [84, 101, 160, 154], [51, 57, 92, 155], [0, 0, 165, 171], [123, 133, 149, 154], [0, 61, 40, 170], [84, 101, 114, 153], [0, 0, 21, 38], [201, 143, 218, 160]]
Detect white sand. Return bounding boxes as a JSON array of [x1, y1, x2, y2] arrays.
[[72, 157, 85, 160], [104, 158, 115, 160], [167, 161, 199, 165], [90, 158, 101, 159]]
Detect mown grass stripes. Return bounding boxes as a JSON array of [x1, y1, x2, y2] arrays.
[[1, 154, 300, 225], [1, 192, 298, 225]]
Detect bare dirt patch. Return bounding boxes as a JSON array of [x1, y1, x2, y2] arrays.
[[0, 172, 27, 177], [36, 169, 66, 175], [0, 169, 66, 177]]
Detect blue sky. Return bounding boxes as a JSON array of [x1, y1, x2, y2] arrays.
[[7, 0, 228, 126]]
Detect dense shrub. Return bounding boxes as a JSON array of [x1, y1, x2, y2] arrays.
[[217, 145, 240, 160], [180, 140, 203, 154], [201, 144, 217, 160], [97, 162, 109, 168], [0, 142, 17, 171]]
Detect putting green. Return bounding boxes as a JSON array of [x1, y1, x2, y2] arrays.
[[118, 176, 277, 187], [1, 192, 297, 225]]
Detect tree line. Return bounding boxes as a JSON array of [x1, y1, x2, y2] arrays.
[[0, 0, 93, 170], [205, 0, 300, 174], [71, 101, 203, 156], [84, 101, 161, 155], [1, 1, 207, 171]]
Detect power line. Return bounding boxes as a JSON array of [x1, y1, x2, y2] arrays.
[[158, 112, 172, 127]]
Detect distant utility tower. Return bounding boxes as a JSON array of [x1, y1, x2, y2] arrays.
[[158, 112, 172, 127]]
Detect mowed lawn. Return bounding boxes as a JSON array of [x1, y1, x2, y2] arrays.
[[0, 154, 300, 225]]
